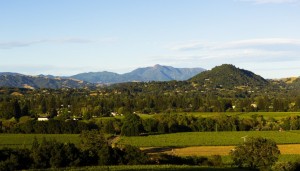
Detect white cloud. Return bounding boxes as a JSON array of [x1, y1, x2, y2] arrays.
[[150, 50, 300, 78], [0, 37, 117, 49], [0, 40, 44, 49], [159, 38, 300, 76], [169, 38, 300, 51], [239, 0, 300, 4], [154, 49, 297, 63], [168, 41, 208, 51], [0, 64, 106, 76], [216, 38, 300, 49]]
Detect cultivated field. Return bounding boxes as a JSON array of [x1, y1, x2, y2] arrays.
[[171, 112, 300, 120], [0, 134, 80, 148], [2, 130, 300, 149], [119, 131, 300, 147], [142, 144, 300, 156], [94, 112, 300, 121]]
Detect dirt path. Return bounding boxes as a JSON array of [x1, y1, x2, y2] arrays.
[[107, 136, 121, 147], [142, 144, 300, 156]]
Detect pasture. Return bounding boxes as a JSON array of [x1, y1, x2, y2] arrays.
[[177, 112, 300, 120], [0, 134, 80, 148], [119, 131, 300, 147], [2, 130, 300, 149], [95, 112, 300, 121]]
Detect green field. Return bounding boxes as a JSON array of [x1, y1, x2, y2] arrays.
[[0, 134, 80, 148], [2, 130, 300, 149], [175, 112, 300, 120], [2, 133, 300, 169], [24, 155, 300, 171], [94, 112, 300, 121], [119, 131, 300, 147]]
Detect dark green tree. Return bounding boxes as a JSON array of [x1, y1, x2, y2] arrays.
[[12, 100, 21, 119], [230, 136, 280, 169], [121, 114, 144, 136], [122, 145, 149, 165], [80, 130, 107, 151], [21, 103, 30, 116]]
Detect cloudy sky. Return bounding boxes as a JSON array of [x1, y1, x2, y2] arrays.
[[1, 0, 300, 78]]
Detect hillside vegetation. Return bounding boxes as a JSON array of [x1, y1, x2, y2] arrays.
[[189, 64, 269, 89]]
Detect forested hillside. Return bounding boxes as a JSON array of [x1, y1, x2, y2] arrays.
[[1, 64, 300, 135], [190, 64, 269, 89]]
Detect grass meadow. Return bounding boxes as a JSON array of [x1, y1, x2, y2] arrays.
[[2, 132, 300, 169], [93, 112, 300, 121], [0, 134, 80, 148], [119, 131, 300, 147], [175, 112, 300, 120], [2, 130, 300, 149]]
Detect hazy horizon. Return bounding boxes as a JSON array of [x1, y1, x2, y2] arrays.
[[1, 0, 300, 78]]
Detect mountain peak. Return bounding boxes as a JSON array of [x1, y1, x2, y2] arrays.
[[153, 64, 162, 68]]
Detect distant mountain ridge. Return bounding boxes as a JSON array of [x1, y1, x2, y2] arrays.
[[0, 74, 92, 89], [0, 64, 205, 88], [70, 71, 123, 84], [71, 64, 205, 83]]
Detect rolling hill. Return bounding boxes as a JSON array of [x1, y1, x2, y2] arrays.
[[0, 74, 93, 89], [71, 71, 122, 84], [189, 64, 269, 89]]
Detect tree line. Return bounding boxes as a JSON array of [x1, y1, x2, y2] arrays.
[[3, 113, 300, 135], [121, 113, 300, 136], [1, 87, 300, 121]]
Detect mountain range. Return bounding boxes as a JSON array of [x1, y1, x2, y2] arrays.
[[71, 64, 205, 84], [0, 65, 205, 89], [0, 64, 299, 90]]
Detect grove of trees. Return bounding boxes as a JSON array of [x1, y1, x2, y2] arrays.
[[230, 137, 280, 169]]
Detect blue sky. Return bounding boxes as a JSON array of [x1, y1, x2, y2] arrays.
[[1, 0, 300, 78]]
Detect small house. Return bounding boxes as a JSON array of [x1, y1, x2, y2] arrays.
[[37, 117, 49, 121]]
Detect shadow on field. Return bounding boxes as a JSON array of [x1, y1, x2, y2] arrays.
[[142, 147, 183, 153], [117, 169, 256, 171], [39, 166, 257, 171], [86, 167, 257, 171]]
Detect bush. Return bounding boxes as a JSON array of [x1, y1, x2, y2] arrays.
[[230, 136, 280, 169]]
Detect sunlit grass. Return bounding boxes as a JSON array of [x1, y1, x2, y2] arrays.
[[119, 131, 300, 147]]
